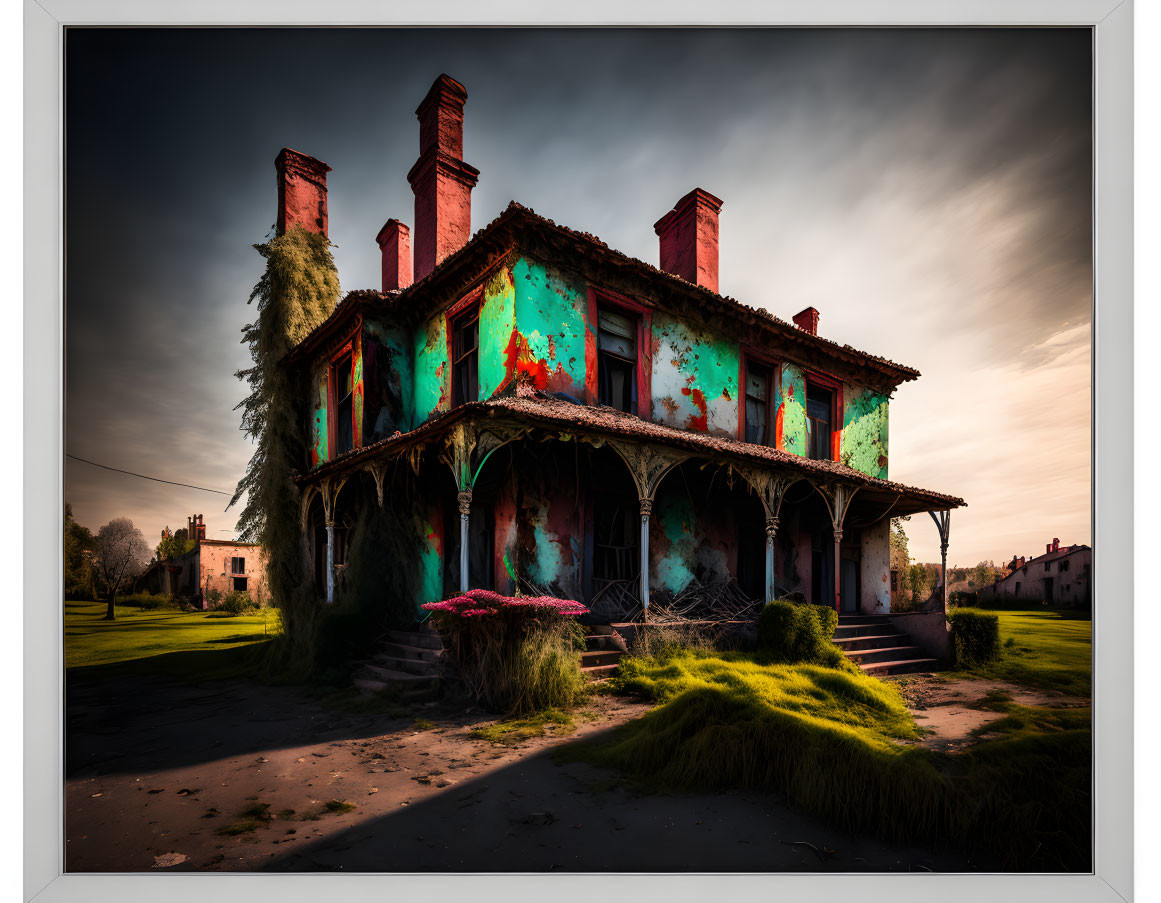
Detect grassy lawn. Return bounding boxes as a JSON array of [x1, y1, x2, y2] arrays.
[[948, 608, 1092, 697], [564, 646, 1090, 871], [65, 600, 281, 674]]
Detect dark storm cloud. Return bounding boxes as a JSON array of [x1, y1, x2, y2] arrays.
[[65, 28, 1091, 561]]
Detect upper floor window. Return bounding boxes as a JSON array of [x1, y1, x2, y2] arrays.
[[1062, 559, 1070, 572], [806, 382, 834, 460], [597, 308, 636, 412], [743, 359, 774, 445], [1045, 561, 1052, 572], [332, 352, 354, 456], [231, 556, 245, 575], [451, 306, 479, 406]]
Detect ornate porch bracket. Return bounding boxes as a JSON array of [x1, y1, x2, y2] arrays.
[[813, 482, 861, 613], [737, 468, 797, 606], [366, 460, 388, 509], [929, 509, 952, 612]]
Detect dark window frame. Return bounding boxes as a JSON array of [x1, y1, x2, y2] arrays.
[[738, 346, 779, 447], [803, 369, 843, 462], [230, 556, 245, 575], [585, 287, 652, 420], [446, 289, 482, 407], [328, 342, 356, 458]]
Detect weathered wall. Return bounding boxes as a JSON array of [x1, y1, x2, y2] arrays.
[[195, 541, 271, 609], [649, 474, 735, 593], [776, 362, 807, 455], [417, 502, 445, 607], [890, 611, 951, 660], [981, 550, 1092, 606], [859, 519, 892, 614], [309, 361, 329, 468], [412, 312, 449, 426], [651, 313, 739, 436], [509, 257, 589, 399], [363, 318, 413, 442], [841, 385, 889, 479], [479, 263, 518, 399]]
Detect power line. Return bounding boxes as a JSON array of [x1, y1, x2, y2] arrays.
[[66, 454, 233, 496]]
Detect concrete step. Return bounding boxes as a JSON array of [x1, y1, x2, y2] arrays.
[[836, 615, 891, 626], [858, 658, 939, 677], [581, 663, 620, 680], [379, 641, 443, 663], [585, 633, 628, 653], [358, 663, 440, 684], [370, 654, 441, 677], [833, 632, 912, 651], [580, 649, 623, 668], [844, 645, 925, 665], [387, 628, 443, 651], [833, 623, 904, 640]]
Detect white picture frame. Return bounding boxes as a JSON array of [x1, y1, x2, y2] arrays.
[[24, 2, 1133, 901]]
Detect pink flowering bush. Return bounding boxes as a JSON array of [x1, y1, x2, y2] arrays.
[[422, 589, 589, 713]]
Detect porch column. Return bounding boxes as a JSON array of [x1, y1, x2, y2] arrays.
[[929, 510, 952, 612], [764, 516, 780, 604], [640, 497, 653, 612], [325, 518, 335, 605], [833, 528, 843, 614], [458, 489, 473, 593]]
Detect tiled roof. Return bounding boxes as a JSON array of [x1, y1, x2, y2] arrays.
[[297, 392, 963, 511], [285, 203, 921, 385]]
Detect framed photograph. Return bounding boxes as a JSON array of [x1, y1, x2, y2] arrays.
[[25, 2, 1133, 901]]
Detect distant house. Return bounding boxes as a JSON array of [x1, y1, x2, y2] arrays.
[[137, 514, 270, 609], [977, 538, 1090, 608]]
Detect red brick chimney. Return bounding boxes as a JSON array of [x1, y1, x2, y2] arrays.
[[376, 219, 412, 291], [793, 307, 820, 336], [653, 188, 723, 293], [407, 75, 479, 282], [275, 148, 331, 236]]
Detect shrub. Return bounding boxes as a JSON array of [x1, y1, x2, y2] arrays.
[[948, 607, 1001, 667], [116, 591, 179, 611], [756, 599, 842, 666], [422, 590, 588, 714], [220, 590, 257, 616]]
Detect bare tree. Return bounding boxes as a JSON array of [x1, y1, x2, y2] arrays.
[[93, 517, 150, 620]]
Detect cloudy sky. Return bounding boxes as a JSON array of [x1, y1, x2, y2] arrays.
[[65, 27, 1091, 564]]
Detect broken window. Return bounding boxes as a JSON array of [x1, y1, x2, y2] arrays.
[[232, 576, 248, 593], [593, 495, 638, 587], [744, 359, 773, 445], [333, 352, 354, 456], [806, 382, 834, 460], [451, 306, 479, 406], [597, 308, 636, 413], [231, 556, 245, 575]]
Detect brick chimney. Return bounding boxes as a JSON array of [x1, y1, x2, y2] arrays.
[[1047, 537, 1060, 554], [275, 148, 331, 236], [376, 219, 412, 291], [653, 188, 724, 293], [407, 74, 480, 282], [793, 307, 820, 336]]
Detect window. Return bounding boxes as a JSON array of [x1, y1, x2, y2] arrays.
[[743, 359, 774, 445], [232, 577, 248, 592], [1061, 559, 1070, 572], [1015, 582, 1021, 594], [597, 308, 636, 413], [1045, 561, 1052, 572], [451, 306, 479, 406], [332, 352, 354, 456], [806, 382, 834, 460], [231, 556, 245, 575]]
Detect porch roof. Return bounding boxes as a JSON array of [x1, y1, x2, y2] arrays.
[[295, 392, 965, 516]]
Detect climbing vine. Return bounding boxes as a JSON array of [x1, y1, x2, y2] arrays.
[[230, 227, 340, 667]]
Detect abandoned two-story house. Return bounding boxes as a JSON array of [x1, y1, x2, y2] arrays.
[[281, 74, 964, 630]]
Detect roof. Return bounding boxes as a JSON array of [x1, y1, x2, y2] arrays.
[[286, 203, 921, 388], [297, 391, 963, 514]]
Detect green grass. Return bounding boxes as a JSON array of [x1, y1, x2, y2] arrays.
[[65, 600, 281, 676], [470, 709, 576, 745], [562, 647, 1090, 871], [946, 608, 1091, 696]]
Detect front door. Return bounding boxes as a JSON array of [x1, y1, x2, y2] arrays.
[[1043, 577, 1055, 604], [840, 557, 859, 613]]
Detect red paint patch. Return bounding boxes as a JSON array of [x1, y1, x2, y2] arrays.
[[503, 329, 520, 383], [684, 387, 708, 432], [775, 405, 784, 450]]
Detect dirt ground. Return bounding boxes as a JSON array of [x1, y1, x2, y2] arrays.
[[66, 673, 979, 874], [886, 673, 1089, 753]]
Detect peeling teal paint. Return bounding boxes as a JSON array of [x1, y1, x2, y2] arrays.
[[777, 362, 807, 455], [512, 257, 588, 398], [310, 364, 329, 467], [479, 264, 517, 398], [841, 385, 890, 478], [412, 313, 448, 426], [528, 517, 564, 586], [651, 313, 740, 435]]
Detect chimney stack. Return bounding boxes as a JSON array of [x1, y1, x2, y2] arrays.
[[653, 188, 723, 293], [275, 148, 332, 237], [407, 75, 479, 282], [793, 307, 820, 336], [376, 219, 412, 291]]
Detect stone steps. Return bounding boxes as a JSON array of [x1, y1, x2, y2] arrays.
[[581, 628, 626, 680], [843, 645, 926, 665], [858, 658, 940, 677], [834, 615, 939, 677], [354, 625, 445, 700]]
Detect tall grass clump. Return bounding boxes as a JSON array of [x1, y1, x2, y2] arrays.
[[756, 599, 842, 666], [229, 227, 340, 673], [947, 608, 1002, 667], [423, 590, 587, 714]]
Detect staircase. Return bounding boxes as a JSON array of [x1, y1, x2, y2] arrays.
[[580, 624, 626, 680], [353, 622, 443, 700], [832, 614, 938, 676]]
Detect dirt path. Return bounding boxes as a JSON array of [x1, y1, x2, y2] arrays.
[[886, 674, 1089, 753], [66, 674, 975, 873]]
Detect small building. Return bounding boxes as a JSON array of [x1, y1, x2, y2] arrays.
[[978, 538, 1091, 608]]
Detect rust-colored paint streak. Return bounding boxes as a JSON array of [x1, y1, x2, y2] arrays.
[[503, 328, 520, 386], [775, 404, 785, 450], [681, 386, 709, 432]]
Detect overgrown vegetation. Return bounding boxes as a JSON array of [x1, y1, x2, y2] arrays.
[[469, 709, 576, 745], [230, 226, 340, 672], [220, 590, 258, 617], [947, 607, 1001, 667], [569, 646, 1090, 870], [424, 590, 588, 714], [113, 591, 181, 612], [756, 599, 842, 666]]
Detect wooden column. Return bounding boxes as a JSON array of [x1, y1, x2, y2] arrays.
[[639, 498, 653, 612], [325, 519, 335, 605], [764, 515, 780, 604], [458, 489, 473, 593]]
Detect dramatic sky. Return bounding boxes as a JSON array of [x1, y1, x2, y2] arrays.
[[65, 27, 1091, 564]]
